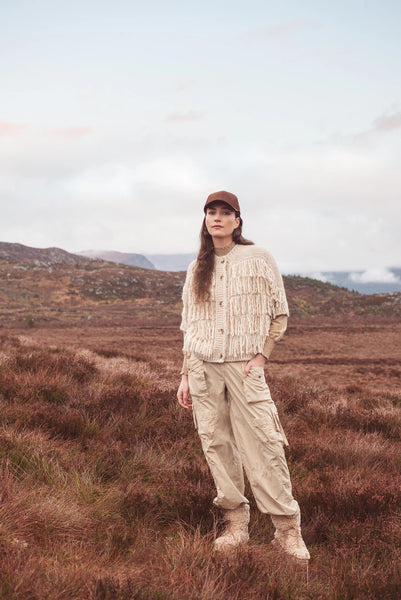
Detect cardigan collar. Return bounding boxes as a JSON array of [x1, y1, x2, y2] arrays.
[[213, 240, 236, 257]]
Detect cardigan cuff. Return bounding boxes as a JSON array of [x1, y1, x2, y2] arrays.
[[261, 314, 288, 359], [180, 353, 188, 376], [261, 337, 276, 359]]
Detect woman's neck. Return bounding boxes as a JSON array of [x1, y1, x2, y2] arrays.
[[213, 239, 236, 256]]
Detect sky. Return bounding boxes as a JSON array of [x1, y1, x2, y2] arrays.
[[1, 0, 401, 279]]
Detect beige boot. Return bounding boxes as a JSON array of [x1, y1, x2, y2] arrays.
[[213, 503, 250, 552], [271, 511, 310, 563]]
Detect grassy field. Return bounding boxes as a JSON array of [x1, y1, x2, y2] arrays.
[[0, 317, 400, 599]]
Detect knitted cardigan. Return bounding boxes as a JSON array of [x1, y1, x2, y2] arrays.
[[180, 243, 289, 362]]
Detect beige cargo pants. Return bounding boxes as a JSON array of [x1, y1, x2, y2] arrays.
[[188, 354, 299, 516]]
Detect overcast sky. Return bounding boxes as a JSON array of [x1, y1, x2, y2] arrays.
[[1, 0, 400, 279]]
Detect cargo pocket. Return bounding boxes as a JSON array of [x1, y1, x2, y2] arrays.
[[187, 355, 216, 445], [187, 354, 208, 399], [253, 403, 289, 447], [192, 398, 217, 451], [243, 366, 272, 403], [192, 407, 198, 430]]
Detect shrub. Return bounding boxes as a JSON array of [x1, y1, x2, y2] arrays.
[[26, 315, 35, 328]]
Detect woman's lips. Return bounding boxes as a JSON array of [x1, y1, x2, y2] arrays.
[[213, 226, 223, 228]]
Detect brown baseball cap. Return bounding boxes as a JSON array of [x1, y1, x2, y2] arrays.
[[204, 190, 240, 214]]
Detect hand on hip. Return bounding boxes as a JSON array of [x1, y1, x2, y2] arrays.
[[244, 353, 267, 377]]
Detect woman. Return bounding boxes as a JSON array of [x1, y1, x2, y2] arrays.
[[177, 191, 309, 563]]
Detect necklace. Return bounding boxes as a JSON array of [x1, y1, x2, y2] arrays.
[[217, 240, 236, 251]]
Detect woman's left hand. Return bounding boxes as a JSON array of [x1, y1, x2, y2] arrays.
[[244, 353, 267, 377]]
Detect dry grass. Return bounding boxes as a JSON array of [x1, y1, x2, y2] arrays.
[[0, 323, 400, 599]]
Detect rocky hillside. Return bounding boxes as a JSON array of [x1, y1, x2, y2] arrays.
[[283, 275, 401, 317], [78, 249, 154, 270], [0, 242, 85, 265], [0, 257, 182, 306], [0, 242, 400, 326]]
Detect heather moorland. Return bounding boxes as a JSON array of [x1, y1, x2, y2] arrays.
[[0, 246, 400, 599]]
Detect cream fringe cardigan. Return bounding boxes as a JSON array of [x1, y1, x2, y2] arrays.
[[180, 243, 289, 363]]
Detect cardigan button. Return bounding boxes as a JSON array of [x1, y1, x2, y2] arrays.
[[219, 353, 223, 358], [221, 258, 225, 263], [219, 328, 224, 334], [220, 275, 224, 279], [219, 301, 223, 306]]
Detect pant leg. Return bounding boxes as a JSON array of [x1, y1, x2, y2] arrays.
[[187, 355, 248, 510], [223, 361, 299, 516]]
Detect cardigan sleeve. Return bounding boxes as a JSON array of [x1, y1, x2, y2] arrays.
[[180, 261, 196, 374], [180, 282, 189, 333], [261, 314, 288, 359], [262, 250, 290, 319], [180, 352, 188, 376], [180, 260, 195, 333]]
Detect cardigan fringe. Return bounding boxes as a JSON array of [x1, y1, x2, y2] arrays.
[[180, 244, 289, 362]]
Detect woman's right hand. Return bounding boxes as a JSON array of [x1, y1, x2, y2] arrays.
[[177, 375, 192, 409]]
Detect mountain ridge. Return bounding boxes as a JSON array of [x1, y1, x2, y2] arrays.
[[0, 241, 87, 265], [0, 241, 400, 324], [78, 249, 154, 270], [73, 247, 401, 294]]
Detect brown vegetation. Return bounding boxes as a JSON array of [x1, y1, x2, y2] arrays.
[[0, 312, 400, 599], [1, 243, 400, 333], [0, 245, 400, 597]]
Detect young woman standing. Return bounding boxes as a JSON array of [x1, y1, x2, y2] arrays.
[[177, 191, 309, 563]]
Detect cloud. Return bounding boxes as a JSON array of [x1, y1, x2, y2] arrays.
[[349, 268, 400, 284], [43, 126, 93, 137], [351, 110, 401, 142], [257, 20, 321, 39], [0, 114, 400, 268], [165, 110, 205, 123], [0, 121, 28, 136], [373, 111, 401, 133], [176, 80, 196, 91], [303, 271, 330, 283], [0, 122, 92, 140]]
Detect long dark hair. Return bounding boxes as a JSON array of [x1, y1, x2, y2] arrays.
[[193, 209, 254, 302]]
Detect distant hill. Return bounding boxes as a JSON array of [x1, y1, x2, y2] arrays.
[[0, 242, 400, 323], [282, 275, 401, 317], [295, 268, 401, 295], [0, 242, 86, 265], [78, 250, 155, 270], [77, 250, 195, 272], [108, 249, 401, 295], [74, 248, 401, 295], [145, 253, 196, 272]]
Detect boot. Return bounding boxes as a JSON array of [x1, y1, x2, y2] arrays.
[[271, 511, 310, 563], [213, 503, 250, 552]]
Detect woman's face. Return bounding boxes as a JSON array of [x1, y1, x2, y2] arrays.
[[205, 202, 240, 243]]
